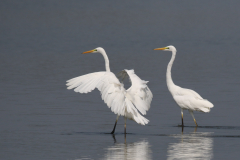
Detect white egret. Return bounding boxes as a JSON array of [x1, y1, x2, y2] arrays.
[[154, 45, 213, 127], [66, 47, 153, 134]]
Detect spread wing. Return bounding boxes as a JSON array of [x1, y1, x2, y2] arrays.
[[66, 71, 151, 125], [66, 72, 126, 116], [117, 69, 153, 115], [66, 72, 106, 93], [96, 72, 126, 116]]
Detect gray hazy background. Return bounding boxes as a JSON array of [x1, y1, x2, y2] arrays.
[[1, 0, 240, 160]]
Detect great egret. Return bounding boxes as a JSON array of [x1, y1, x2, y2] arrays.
[[66, 47, 153, 134], [154, 45, 213, 127]]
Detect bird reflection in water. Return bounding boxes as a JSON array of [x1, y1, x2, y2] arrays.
[[167, 129, 213, 160], [103, 135, 152, 160]]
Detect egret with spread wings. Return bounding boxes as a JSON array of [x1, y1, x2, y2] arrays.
[[154, 45, 213, 127], [66, 47, 153, 134]]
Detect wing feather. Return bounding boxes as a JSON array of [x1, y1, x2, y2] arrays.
[[96, 72, 126, 116], [66, 72, 105, 93], [178, 88, 203, 100], [117, 69, 153, 115], [174, 87, 214, 112], [66, 71, 151, 125]]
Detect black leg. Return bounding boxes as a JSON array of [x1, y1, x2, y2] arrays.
[[111, 115, 119, 134]]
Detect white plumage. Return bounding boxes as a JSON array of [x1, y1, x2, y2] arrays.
[[154, 45, 213, 126], [172, 86, 214, 113], [66, 47, 153, 133]]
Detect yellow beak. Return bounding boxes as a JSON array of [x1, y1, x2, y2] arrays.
[[82, 50, 95, 54], [154, 47, 167, 50]]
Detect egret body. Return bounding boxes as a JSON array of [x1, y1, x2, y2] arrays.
[[66, 47, 153, 133], [154, 45, 214, 126]]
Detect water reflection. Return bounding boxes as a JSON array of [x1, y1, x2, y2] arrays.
[[103, 136, 152, 160], [167, 131, 213, 160]]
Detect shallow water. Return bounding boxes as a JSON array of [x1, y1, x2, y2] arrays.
[[1, 1, 240, 159]]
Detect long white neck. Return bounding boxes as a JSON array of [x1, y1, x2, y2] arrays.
[[166, 50, 177, 93], [100, 50, 111, 72]]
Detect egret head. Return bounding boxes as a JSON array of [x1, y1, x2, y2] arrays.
[[154, 45, 176, 52], [82, 47, 105, 54]]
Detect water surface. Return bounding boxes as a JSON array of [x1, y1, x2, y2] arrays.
[[1, 1, 240, 159]]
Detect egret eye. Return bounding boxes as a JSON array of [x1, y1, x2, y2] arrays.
[[166, 47, 169, 49], [94, 49, 97, 51]]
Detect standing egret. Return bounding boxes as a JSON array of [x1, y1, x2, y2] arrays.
[[154, 45, 213, 127], [66, 47, 153, 134]]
